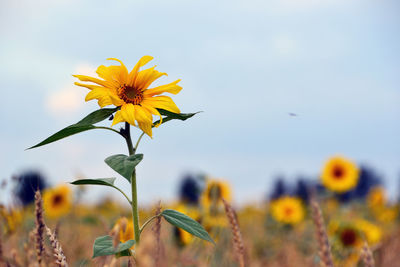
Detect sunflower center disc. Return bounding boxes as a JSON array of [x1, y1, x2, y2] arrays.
[[119, 85, 143, 105]]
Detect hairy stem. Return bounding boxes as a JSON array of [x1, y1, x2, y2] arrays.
[[125, 122, 141, 245]]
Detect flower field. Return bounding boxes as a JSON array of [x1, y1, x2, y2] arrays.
[[1, 2, 399, 266], [1, 160, 400, 266]]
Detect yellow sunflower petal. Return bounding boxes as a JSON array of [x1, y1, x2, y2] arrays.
[[121, 103, 137, 126], [127, 56, 153, 86], [107, 58, 128, 82], [142, 95, 180, 114], [144, 80, 182, 97], [134, 105, 152, 123], [98, 97, 113, 107], [96, 65, 123, 87], [73, 75, 113, 88], [85, 88, 110, 102], [138, 122, 153, 138], [134, 66, 167, 90], [141, 103, 163, 127], [109, 93, 125, 106], [111, 110, 124, 126], [74, 82, 104, 91]]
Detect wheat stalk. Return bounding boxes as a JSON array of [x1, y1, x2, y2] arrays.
[[34, 190, 45, 265], [222, 198, 246, 267], [46, 226, 68, 267], [361, 242, 375, 267], [310, 199, 334, 267], [153, 201, 162, 267]]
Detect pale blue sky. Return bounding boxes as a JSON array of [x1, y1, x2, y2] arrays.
[[1, 0, 399, 205]]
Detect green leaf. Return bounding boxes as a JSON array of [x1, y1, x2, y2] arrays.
[[70, 178, 131, 204], [70, 178, 116, 187], [105, 154, 143, 182], [161, 209, 215, 244], [28, 107, 118, 149], [76, 107, 119, 125], [153, 109, 201, 127], [92, 235, 135, 258]]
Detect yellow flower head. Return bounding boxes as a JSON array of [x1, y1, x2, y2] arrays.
[[43, 185, 72, 219], [321, 156, 359, 193], [0, 207, 23, 233], [355, 219, 382, 245], [112, 217, 135, 245], [367, 187, 386, 208], [201, 179, 232, 208], [270, 196, 305, 225], [333, 223, 363, 249], [74, 56, 182, 137]]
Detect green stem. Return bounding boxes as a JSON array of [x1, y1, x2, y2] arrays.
[[134, 131, 145, 152], [130, 170, 140, 244], [112, 186, 132, 205], [94, 126, 125, 137], [139, 214, 161, 234], [124, 122, 141, 245]]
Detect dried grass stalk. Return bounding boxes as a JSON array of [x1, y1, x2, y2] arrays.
[[0, 224, 3, 262], [222, 198, 246, 267], [310, 199, 334, 267], [34, 190, 45, 265], [153, 201, 162, 267], [45, 226, 68, 267], [361, 242, 375, 267]]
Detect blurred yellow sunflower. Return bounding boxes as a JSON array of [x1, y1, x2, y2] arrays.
[[336, 225, 362, 249], [321, 156, 359, 193], [74, 56, 182, 137], [355, 219, 382, 245], [203, 210, 228, 229], [111, 217, 134, 247], [367, 187, 386, 209], [201, 179, 231, 208], [270, 196, 305, 225], [0, 207, 22, 233], [43, 185, 72, 219]]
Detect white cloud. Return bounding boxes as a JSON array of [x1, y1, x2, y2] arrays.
[[45, 63, 96, 116]]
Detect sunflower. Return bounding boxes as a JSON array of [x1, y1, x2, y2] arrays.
[[270, 196, 305, 225], [201, 179, 232, 208], [321, 156, 359, 193], [367, 187, 386, 209], [74, 56, 182, 137], [329, 222, 362, 249], [111, 217, 135, 246], [355, 219, 382, 245], [43, 185, 72, 219], [0, 207, 22, 233]]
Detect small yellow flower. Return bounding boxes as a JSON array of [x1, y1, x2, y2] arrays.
[[374, 206, 399, 223], [74, 56, 182, 137], [270, 196, 305, 225], [43, 185, 72, 219], [355, 219, 382, 245], [367, 187, 386, 208], [0, 207, 22, 233], [321, 156, 359, 193], [201, 179, 231, 208], [111, 217, 135, 248]]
